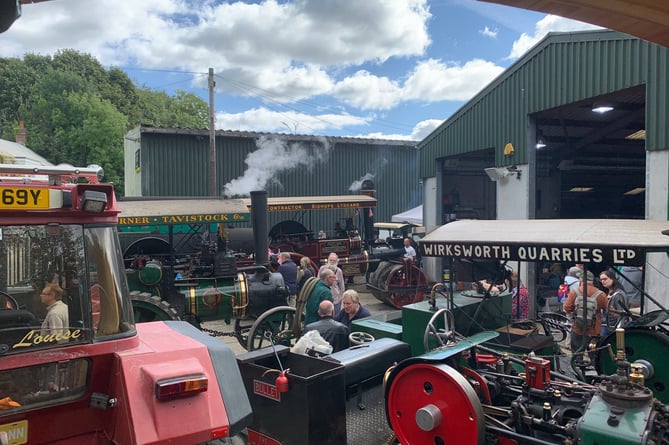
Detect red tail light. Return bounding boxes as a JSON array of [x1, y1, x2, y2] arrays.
[[155, 374, 208, 401], [210, 426, 230, 440]]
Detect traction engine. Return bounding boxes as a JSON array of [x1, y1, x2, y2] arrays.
[[384, 310, 669, 445], [121, 191, 289, 349]]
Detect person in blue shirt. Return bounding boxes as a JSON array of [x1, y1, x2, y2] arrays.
[[335, 289, 371, 328], [277, 252, 298, 306]]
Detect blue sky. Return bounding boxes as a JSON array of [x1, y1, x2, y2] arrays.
[[1, 0, 600, 141]]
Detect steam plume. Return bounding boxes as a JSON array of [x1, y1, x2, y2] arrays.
[[223, 136, 331, 197], [348, 173, 375, 192]]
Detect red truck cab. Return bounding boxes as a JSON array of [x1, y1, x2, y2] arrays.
[[0, 164, 250, 445]]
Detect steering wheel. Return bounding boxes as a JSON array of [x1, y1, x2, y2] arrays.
[[423, 308, 456, 352], [0, 291, 18, 310], [349, 331, 375, 346], [628, 310, 669, 328], [537, 312, 571, 343]]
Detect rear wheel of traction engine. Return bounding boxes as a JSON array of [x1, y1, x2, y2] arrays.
[[247, 306, 298, 351], [131, 292, 180, 323], [370, 260, 428, 309], [386, 363, 485, 445], [234, 317, 256, 350]]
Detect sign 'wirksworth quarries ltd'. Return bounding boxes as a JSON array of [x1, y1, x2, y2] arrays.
[[420, 241, 643, 266]]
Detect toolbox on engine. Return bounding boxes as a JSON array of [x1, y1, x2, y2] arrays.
[[237, 345, 346, 445], [327, 337, 411, 389]]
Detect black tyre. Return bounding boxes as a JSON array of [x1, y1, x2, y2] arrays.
[[131, 291, 180, 323]]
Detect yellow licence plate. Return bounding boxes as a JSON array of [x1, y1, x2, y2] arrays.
[[0, 188, 49, 209], [0, 420, 28, 445]]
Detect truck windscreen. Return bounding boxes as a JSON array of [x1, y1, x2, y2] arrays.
[[0, 224, 135, 356]]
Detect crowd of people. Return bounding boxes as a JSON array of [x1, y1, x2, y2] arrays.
[[272, 242, 645, 357], [496, 261, 644, 354], [553, 263, 643, 352], [271, 248, 379, 354]]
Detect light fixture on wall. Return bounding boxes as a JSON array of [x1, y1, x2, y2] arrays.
[[484, 167, 505, 181], [484, 165, 521, 181], [592, 102, 614, 113], [507, 165, 521, 180], [535, 129, 547, 149]]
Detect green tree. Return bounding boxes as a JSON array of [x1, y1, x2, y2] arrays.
[[0, 49, 210, 196], [0, 57, 37, 138], [103, 67, 142, 126], [22, 75, 127, 189], [138, 88, 208, 128], [50, 50, 143, 127]]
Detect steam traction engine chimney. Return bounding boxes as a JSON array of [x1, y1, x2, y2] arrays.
[[361, 179, 375, 246], [251, 190, 268, 266]]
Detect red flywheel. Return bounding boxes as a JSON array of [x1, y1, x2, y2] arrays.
[[386, 363, 485, 445]]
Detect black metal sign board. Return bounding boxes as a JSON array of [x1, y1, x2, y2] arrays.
[[418, 219, 669, 267], [420, 241, 645, 266]]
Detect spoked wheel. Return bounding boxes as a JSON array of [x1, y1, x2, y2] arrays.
[[0, 291, 18, 310], [423, 308, 456, 352], [234, 317, 257, 350], [247, 306, 298, 351], [537, 312, 571, 343], [369, 260, 428, 308], [349, 331, 375, 346], [131, 292, 180, 322]]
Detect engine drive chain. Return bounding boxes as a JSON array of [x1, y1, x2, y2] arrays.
[[200, 326, 238, 338]]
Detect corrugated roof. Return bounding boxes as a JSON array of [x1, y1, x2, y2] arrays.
[[138, 125, 419, 147]]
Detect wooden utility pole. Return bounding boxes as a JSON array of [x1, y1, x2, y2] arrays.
[[208, 68, 217, 196]]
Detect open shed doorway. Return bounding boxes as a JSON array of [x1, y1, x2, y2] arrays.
[[441, 148, 497, 224], [533, 85, 646, 219]]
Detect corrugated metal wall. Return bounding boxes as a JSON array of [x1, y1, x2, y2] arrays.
[[137, 129, 421, 233], [418, 30, 669, 178]]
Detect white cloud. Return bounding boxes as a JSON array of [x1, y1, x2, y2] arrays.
[[508, 15, 603, 59], [3, 0, 432, 100], [5, 1, 604, 141], [216, 107, 369, 134], [403, 58, 504, 101], [480, 26, 498, 38], [356, 119, 442, 141], [331, 58, 504, 110], [410, 119, 443, 140], [332, 71, 402, 110]]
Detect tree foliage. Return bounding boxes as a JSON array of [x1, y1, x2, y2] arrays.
[[138, 88, 209, 129], [0, 49, 209, 195]]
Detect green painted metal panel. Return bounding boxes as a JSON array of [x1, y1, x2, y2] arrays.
[[578, 394, 652, 445], [135, 127, 421, 233], [419, 30, 669, 178], [400, 293, 511, 356]]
